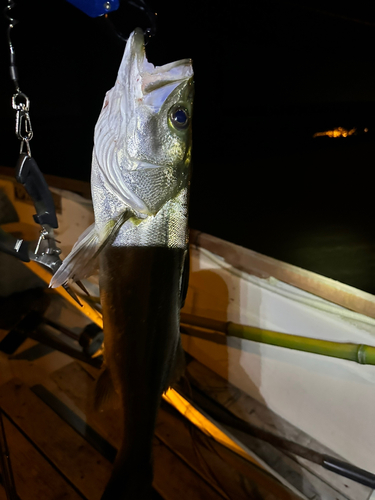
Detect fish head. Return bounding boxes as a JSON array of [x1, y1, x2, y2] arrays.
[[95, 28, 194, 216]]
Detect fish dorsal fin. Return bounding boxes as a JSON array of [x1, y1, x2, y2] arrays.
[[50, 210, 133, 288]]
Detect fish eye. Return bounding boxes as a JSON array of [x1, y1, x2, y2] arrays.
[[170, 106, 189, 130]]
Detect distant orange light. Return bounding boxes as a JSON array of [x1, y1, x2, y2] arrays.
[[313, 127, 356, 138]]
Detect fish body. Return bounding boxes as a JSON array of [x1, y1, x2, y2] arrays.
[[99, 245, 185, 498], [51, 29, 193, 498]]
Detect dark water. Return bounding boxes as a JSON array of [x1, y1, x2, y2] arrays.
[[188, 126, 375, 294]]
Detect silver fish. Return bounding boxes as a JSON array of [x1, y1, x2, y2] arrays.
[[51, 28, 193, 499]]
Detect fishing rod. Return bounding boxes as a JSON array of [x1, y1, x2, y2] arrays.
[[180, 312, 375, 365], [65, 0, 120, 17]]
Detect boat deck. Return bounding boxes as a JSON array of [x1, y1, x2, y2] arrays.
[[1, 171, 375, 499], [0, 332, 299, 500]]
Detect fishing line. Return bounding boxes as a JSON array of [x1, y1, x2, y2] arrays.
[[176, 373, 234, 500], [0, 408, 17, 500], [187, 418, 238, 500], [4, 0, 34, 156], [4, 0, 20, 91], [181, 369, 260, 499], [274, 0, 375, 28], [103, 0, 157, 44]]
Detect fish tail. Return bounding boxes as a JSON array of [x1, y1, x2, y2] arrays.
[[101, 449, 153, 500], [100, 387, 156, 499], [96, 363, 155, 499]]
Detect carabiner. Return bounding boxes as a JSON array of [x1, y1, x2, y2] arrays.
[[15, 109, 33, 143]]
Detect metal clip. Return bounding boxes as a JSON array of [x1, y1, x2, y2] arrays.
[[16, 110, 33, 143], [19, 139, 31, 156], [34, 228, 50, 255], [12, 92, 33, 148], [12, 92, 30, 111]]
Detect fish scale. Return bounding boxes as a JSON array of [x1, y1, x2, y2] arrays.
[[123, 166, 183, 216]]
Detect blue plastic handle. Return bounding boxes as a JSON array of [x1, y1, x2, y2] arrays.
[[66, 0, 120, 17]]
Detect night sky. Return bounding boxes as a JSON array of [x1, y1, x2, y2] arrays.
[[2, 1, 375, 292]]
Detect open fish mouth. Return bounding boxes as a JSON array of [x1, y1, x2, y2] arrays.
[[119, 28, 193, 110], [130, 27, 192, 78]]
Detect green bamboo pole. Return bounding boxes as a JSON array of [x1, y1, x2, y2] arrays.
[[180, 312, 375, 365]]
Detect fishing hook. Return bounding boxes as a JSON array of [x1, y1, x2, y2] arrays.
[[104, 0, 157, 44]]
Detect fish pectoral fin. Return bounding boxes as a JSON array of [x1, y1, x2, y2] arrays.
[[50, 222, 99, 288], [49, 210, 133, 289], [94, 209, 135, 256], [94, 366, 120, 411]]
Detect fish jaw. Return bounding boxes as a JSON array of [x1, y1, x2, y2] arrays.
[[93, 29, 194, 219]]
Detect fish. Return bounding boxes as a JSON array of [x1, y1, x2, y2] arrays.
[[50, 28, 194, 499]]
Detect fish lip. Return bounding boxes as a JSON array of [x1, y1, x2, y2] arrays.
[[132, 27, 146, 63], [129, 27, 193, 80], [153, 58, 193, 73]]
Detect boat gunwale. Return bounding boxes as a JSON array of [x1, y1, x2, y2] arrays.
[[2, 167, 375, 320], [190, 229, 375, 321]]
